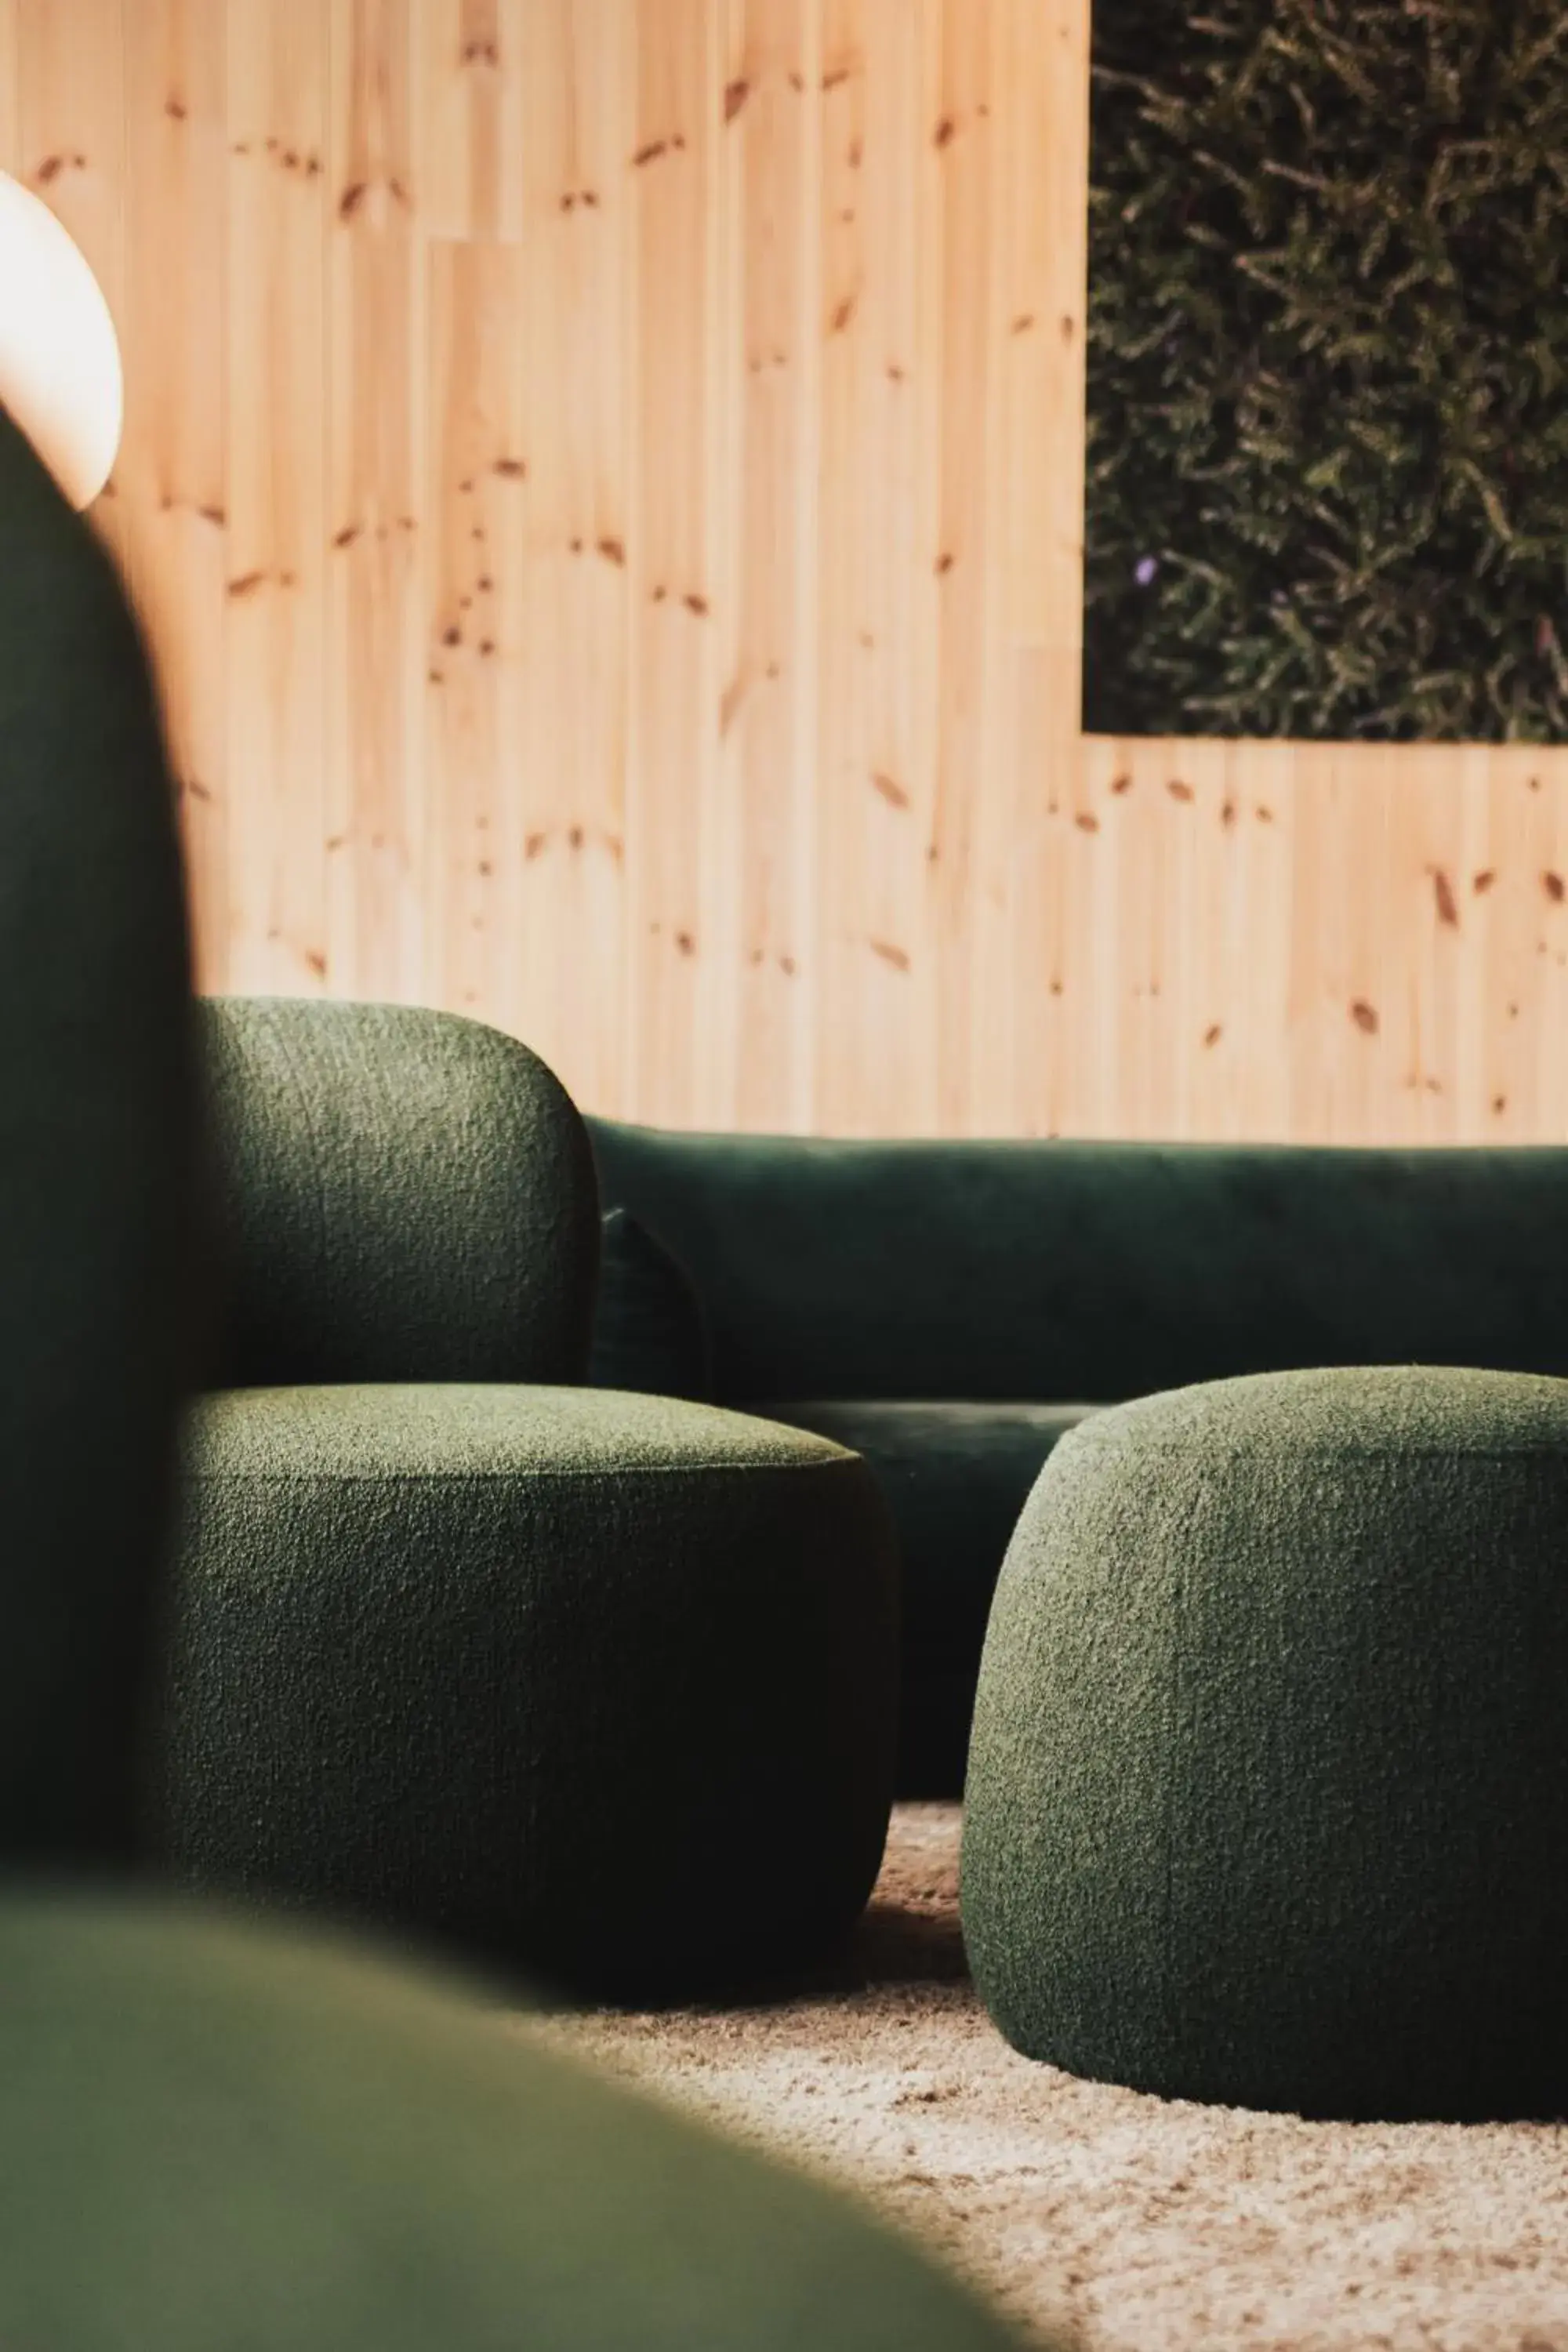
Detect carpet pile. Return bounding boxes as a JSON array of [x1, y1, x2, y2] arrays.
[[533, 1804, 1568, 2351]]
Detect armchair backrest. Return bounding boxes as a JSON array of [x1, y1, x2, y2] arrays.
[[200, 997, 599, 1388]]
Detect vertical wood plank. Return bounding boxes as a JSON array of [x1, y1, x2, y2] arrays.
[[1209, 742, 1292, 1139], [1014, 647, 1066, 1136], [419, 0, 524, 240], [1465, 759, 1568, 1145], [719, 0, 816, 1131], [328, 0, 423, 1003], [1389, 750, 1466, 1143], [1522, 772, 1568, 1143], [1008, 0, 1087, 1137], [926, 0, 997, 1131], [424, 235, 526, 1028], [503, 0, 632, 1109], [814, 0, 942, 1133], [225, 0, 329, 996], [812, 0, 873, 1131], [1031, 0, 1088, 667], [1287, 749, 1385, 1142], [960, 0, 1025, 1132], [626, 0, 717, 1125]]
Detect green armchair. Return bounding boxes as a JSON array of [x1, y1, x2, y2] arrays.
[[160, 995, 900, 1998]]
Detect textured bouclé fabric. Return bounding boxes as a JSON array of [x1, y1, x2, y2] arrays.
[[200, 996, 599, 1386], [588, 1207, 714, 1399], [961, 1364, 1568, 2123], [0, 406, 195, 1864], [0, 1891, 1030, 2351], [154, 1384, 900, 2000], [761, 1401, 1095, 1795]]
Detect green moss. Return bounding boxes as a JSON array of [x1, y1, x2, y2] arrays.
[[1083, 0, 1568, 740]]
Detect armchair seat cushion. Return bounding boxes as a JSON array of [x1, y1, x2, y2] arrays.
[[154, 1385, 898, 2002], [760, 1402, 1096, 1795]]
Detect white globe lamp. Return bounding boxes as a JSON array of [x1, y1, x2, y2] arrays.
[[0, 169, 122, 510]]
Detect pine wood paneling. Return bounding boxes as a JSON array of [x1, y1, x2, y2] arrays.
[[626, 0, 716, 1123], [510, 0, 632, 1112], [813, 0, 942, 1138], [328, 0, 423, 1003], [721, 0, 818, 1132], [927, 0, 992, 1133], [424, 234, 526, 1026], [10, 0, 1568, 1143], [419, 0, 524, 240]]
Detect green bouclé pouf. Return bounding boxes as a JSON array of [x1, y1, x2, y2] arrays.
[[0, 1891, 1029, 2352], [154, 1385, 898, 2000], [960, 1366, 1568, 2122]]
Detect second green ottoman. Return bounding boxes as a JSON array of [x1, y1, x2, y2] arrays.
[[961, 1364, 1568, 2122], [154, 1385, 898, 2002]]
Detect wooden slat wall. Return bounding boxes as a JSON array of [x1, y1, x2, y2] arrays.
[[5, 0, 1568, 1142]]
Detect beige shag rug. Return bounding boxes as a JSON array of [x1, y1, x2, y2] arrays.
[[528, 1804, 1568, 2352]]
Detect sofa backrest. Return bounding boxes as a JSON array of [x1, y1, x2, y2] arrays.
[[201, 999, 599, 1388], [588, 1119, 1568, 1404]]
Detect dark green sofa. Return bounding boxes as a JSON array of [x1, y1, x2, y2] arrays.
[[587, 1118, 1568, 1791]]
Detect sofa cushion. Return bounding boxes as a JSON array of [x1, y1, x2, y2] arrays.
[[589, 1208, 714, 1400], [755, 1401, 1098, 1796]]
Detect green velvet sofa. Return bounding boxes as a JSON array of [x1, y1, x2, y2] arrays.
[[587, 1117, 1568, 1791]]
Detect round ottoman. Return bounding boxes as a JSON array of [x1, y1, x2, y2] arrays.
[[154, 1385, 898, 2002], [960, 1365, 1568, 2122]]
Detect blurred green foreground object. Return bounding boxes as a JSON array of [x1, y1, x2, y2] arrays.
[[0, 400, 1029, 2347], [0, 1893, 1024, 2352], [0, 395, 194, 1866]]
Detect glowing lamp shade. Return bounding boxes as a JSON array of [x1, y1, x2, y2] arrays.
[[0, 170, 122, 510]]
